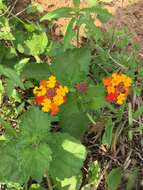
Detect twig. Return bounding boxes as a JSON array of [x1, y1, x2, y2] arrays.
[[8, 0, 19, 17], [123, 149, 132, 170]]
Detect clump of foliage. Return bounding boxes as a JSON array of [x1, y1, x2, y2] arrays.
[[0, 0, 143, 190]]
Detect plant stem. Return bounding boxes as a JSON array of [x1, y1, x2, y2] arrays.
[[46, 173, 53, 190], [86, 112, 96, 125]]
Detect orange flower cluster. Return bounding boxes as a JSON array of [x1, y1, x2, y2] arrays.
[[103, 72, 132, 105], [33, 75, 69, 115]]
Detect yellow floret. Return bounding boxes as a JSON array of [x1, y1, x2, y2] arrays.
[[123, 77, 132, 87], [41, 98, 51, 112], [53, 95, 64, 106], [116, 93, 126, 105], [56, 85, 69, 96], [33, 86, 47, 96], [107, 85, 115, 94], [47, 75, 56, 88]]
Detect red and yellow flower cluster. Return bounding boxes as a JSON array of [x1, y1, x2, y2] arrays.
[[103, 72, 132, 105], [33, 75, 69, 115]]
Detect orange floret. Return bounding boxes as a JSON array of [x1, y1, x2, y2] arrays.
[[103, 72, 132, 105], [33, 75, 69, 115]]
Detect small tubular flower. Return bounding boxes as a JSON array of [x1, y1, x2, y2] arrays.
[[103, 72, 132, 105], [47, 75, 56, 88], [33, 75, 69, 115], [33, 86, 47, 96]]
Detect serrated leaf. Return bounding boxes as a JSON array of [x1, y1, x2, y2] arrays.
[[20, 143, 52, 181], [0, 142, 21, 183], [40, 7, 73, 21], [48, 133, 86, 180], [0, 65, 24, 89], [89, 96, 107, 110], [23, 32, 48, 56], [106, 167, 122, 190], [82, 4, 112, 23], [51, 48, 91, 86], [5, 79, 15, 97], [60, 112, 89, 138], [18, 106, 52, 182], [14, 58, 30, 75], [14, 31, 48, 56], [20, 106, 51, 145], [59, 93, 89, 138], [21, 63, 50, 81], [86, 84, 105, 98]]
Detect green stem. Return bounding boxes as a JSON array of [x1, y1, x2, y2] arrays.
[[86, 112, 96, 125], [46, 173, 53, 190]]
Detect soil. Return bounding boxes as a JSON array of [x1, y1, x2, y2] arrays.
[[11, 0, 143, 54]]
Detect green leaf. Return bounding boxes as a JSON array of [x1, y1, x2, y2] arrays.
[[52, 48, 91, 86], [0, 17, 14, 40], [29, 184, 45, 190], [20, 106, 52, 145], [18, 106, 52, 181], [63, 17, 76, 51], [0, 79, 4, 104], [0, 0, 7, 11], [24, 32, 48, 56], [0, 65, 24, 89], [133, 105, 143, 119], [59, 94, 89, 138], [5, 79, 15, 97], [73, 0, 80, 7], [14, 58, 30, 75], [102, 118, 113, 146], [20, 143, 52, 181], [26, 2, 44, 14], [88, 160, 100, 184], [83, 84, 107, 110], [61, 112, 89, 138], [57, 175, 82, 190], [89, 96, 107, 110], [21, 63, 51, 81], [0, 118, 17, 137], [128, 103, 133, 126], [126, 168, 139, 190], [48, 133, 87, 180], [82, 4, 112, 23], [86, 84, 105, 98], [106, 167, 122, 190], [40, 7, 73, 21], [0, 142, 21, 183], [14, 31, 48, 56]]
